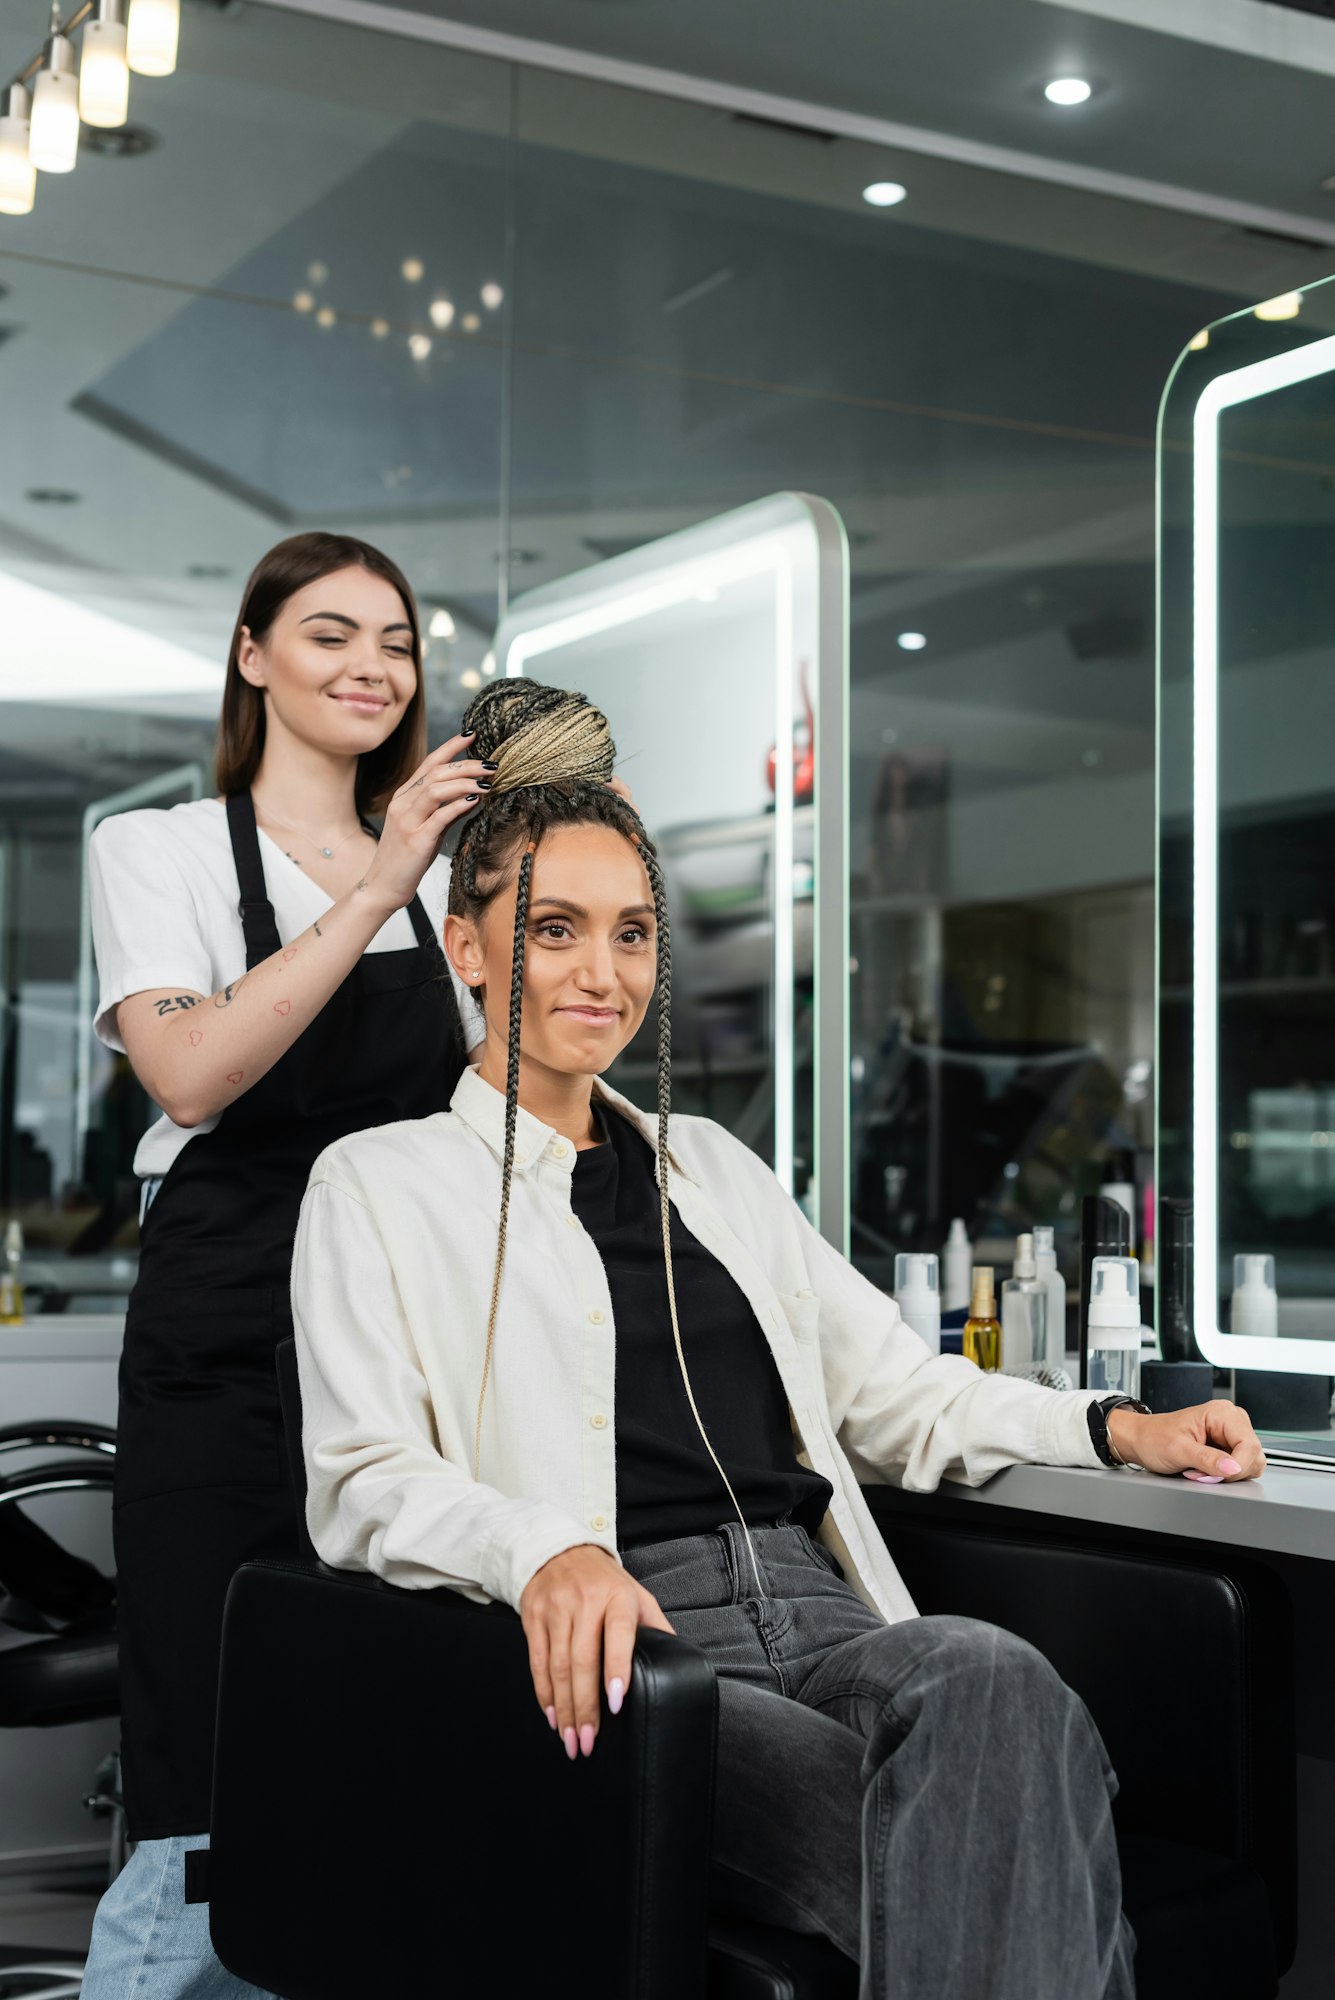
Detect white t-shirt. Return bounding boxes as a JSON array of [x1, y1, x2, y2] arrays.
[[89, 797, 484, 1179]]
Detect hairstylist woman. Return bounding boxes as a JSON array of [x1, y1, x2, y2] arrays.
[[81, 532, 491, 1998]]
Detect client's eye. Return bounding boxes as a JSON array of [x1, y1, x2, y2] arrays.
[[533, 920, 573, 942], [618, 926, 652, 948]]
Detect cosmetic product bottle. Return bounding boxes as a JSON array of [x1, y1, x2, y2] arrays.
[[1156, 1197, 1200, 1363], [1231, 1255, 1278, 1337], [1079, 1194, 1131, 1389], [941, 1217, 971, 1314], [0, 1219, 23, 1326], [1032, 1224, 1067, 1371], [963, 1267, 1001, 1373], [894, 1252, 941, 1353], [1001, 1233, 1046, 1369], [1087, 1256, 1143, 1399]]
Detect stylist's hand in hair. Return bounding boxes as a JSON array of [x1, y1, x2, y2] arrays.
[[520, 1545, 675, 1761], [1106, 1399, 1266, 1482], [362, 731, 496, 914]]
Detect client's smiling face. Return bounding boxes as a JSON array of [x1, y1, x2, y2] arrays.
[[446, 821, 658, 1081]]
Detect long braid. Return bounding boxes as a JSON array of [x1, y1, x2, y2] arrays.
[[472, 835, 534, 1479]]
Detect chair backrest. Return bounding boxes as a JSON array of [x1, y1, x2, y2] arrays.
[[275, 1339, 318, 1561]]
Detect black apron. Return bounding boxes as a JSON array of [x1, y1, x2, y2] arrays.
[[113, 792, 466, 1839]]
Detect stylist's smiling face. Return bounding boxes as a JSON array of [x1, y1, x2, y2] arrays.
[[451, 824, 658, 1080], [238, 564, 418, 752]]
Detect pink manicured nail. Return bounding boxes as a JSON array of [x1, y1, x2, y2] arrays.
[[563, 1727, 578, 1761], [1184, 1470, 1224, 1484], [579, 1723, 596, 1758], [1218, 1456, 1242, 1477], [545, 1706, 557, 1731], [608, 1677, 625, 1716]]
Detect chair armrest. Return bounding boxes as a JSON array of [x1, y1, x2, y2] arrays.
[[862, 1485, 1296, 1968], [210, 1558, 717, 2000]]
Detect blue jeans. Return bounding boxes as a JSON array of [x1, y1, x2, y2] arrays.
[[79, 1836, 275, 2000], [622, 1522, 1136, 2000]]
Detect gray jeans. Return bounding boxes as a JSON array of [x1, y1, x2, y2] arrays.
[[622, 1522, 1136, 2000]]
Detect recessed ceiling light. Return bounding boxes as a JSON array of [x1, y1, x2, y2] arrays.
[[370, 317, 390, 339], [315, 306, 336, 329], [862, 181, 907, 208], [428, 607, 456, 640], [293, 290, 314, 314], [1254, 291, 1301, 322], [461, 312, 481, 333], [408, 332, 432, 360], [896, 630, 927, 651], [429, 296, 455, 329], [480, 281, 504, 310], [1045, 77, 1092, 106], [401, 257, 424, 283]]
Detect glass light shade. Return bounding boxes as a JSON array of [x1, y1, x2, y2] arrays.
[[0, 112, 36, 216], [29, 68, 79, 174], [126, 0, 179, 77], [80, 20, 131, 128]]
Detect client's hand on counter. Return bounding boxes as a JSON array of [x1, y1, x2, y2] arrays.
[[519, 1544, 675, 1764], [1107, 1399, 1267, 1483]]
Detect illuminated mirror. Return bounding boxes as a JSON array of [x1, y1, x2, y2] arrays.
[[1160, 280, 1335, 1419], [492, 493, 850, 1248]]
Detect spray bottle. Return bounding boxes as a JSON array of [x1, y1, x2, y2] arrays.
[[894, 1253, 941, 1354], [1032, 1225, 1067, 1371], [942, 1217, 971, 1314], [1001, 1233, 1047, 1369]]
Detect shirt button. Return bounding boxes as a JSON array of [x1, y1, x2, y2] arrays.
[[590, 1514, 609, 1532], [513, 1151, 527, 1167], [590, 1413, 607, 1429], [551, 1140, 570, 1160], [587, 1307, 606, 1326]]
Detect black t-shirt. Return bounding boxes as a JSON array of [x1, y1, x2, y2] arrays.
[[569, 1109, 833, 1549]]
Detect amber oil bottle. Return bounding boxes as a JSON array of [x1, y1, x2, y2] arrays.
[[963, 1266, 1001, 1372]]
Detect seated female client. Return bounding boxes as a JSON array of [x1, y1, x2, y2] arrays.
[[291, 679, 1264, 2000]]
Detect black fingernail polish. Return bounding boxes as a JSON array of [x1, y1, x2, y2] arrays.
[[464, 792, 479, 802], [481, 760, 499, 771], [477, 779, 493, 790]]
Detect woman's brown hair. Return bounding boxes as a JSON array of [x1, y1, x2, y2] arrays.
[[215, 532, 426, 813]]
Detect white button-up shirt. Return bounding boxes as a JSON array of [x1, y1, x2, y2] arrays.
[[291, 1067, 1106, 1623]]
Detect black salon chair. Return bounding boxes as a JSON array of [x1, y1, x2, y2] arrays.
[[0, 1420, 122, 1998], [203, 1344, 1294, 1999]]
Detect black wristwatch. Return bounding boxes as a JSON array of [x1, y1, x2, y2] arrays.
[[1087, 1394, 1151, 1469]]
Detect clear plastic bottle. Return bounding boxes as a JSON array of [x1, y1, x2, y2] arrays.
[[1231, 1254, 1278, 1337], [963, 1266, 1001, 1373], [1032, 1224, 1067, 1371], [942, 1217, 971, 1313], [0, 1219, 24, 1326], [1087, 1255, 1142, 1398], [894, 1252, 941, 1353], [1001, 1232, 1047, 1370]]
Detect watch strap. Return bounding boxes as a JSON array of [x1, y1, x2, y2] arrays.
[[1087, 1394, 1150, 1468]]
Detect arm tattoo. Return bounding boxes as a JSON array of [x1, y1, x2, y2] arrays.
[[214, 977, 248, 1010], [155, 995, 200, 1017]]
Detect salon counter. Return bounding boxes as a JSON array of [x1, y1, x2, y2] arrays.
[[927, 1458, 1335, 1563]]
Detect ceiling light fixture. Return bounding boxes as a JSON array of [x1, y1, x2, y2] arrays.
[[408, 331, 431, 361], [428, 607, 456, 640], [2, 0, 179, 211], [861, 180, 906, 208], [1254, 291, 1301, 322], [459, 668, 482, 691], [370, 317, 390, 339], [401, 257, 424, 283], [125, 0, 177, 77], [29, 13, 80, 174], [461, 312, 481, 333], [0, 85, 36, 215], [79, 0, 129, 128], [428, 296, 455, 329], [480, 281, 504, 310], [896, 630, 927, 651], [1045, 77, 1092, 106], [307, 260, 328, 285], [315, 305, 336, 329], [293, 290, 314, 314]]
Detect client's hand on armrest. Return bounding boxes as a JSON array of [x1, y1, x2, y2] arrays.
[[1107, 1398, 1266, 1482], [519, 1545, 675, 1764]]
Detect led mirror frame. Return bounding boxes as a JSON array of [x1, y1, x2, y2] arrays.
[[492, 492, 850, 1250], [1192, 329, 1335, 1375]]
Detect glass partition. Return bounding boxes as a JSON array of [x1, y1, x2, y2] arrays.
[[492, 493, 849, 1246], [1159, 277, 1335, 1421]]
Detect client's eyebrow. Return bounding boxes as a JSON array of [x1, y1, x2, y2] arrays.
[[299, 611, 414, 634], [529, 898, 655, 920]]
